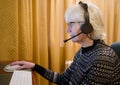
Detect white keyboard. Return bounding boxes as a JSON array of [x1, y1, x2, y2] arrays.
[[9, 70, 32, 85]]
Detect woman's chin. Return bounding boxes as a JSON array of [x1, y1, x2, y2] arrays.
[[71, 39, 77, 42], [71, 39, 81, 43]]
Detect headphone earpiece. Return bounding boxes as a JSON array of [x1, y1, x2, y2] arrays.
[[81, 22, 93, 34], [79, 1, 93, 34]]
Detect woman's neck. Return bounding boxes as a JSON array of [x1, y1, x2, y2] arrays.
[[81, 38, 94, 48]]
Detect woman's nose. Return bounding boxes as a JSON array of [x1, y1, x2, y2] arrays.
[[66, 27, 72, 33]]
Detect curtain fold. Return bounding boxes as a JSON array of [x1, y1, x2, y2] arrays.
[[0, 0, 120, 85], [32, 0, 49, 85], [18, 0, 33, 60]]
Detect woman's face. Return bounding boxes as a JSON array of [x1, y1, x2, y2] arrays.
[[66, 22, 87, 43]]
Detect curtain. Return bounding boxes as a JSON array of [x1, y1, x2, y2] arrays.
[[0, 0, 120, 85]]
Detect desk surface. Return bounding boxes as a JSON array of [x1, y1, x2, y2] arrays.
[[0, 63, 12, 85]]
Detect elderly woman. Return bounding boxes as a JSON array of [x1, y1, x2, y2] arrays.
[[10, 1, 120, 85]]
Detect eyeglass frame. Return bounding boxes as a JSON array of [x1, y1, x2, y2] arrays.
[[66, 21, 85, 28]]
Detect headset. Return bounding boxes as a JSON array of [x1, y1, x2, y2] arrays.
[[79, 1, 93, 34]]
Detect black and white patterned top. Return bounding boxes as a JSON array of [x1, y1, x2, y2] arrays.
[[33, 40, 120, 85]]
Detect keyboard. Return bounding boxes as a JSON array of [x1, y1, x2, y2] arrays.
[[9, 70, 32, 85]]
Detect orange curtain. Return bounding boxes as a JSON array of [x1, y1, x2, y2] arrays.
[[0, 0, 120, 85]]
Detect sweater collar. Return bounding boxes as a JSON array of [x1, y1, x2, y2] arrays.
[[81, 39, 101, 54]]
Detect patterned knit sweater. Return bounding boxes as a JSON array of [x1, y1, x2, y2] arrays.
[[33, 40, 120, 85]]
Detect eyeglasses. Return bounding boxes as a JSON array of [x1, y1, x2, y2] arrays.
[[66, 21, 84, 28]]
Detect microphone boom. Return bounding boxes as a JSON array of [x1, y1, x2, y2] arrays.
[[64, 32, 82, 43]]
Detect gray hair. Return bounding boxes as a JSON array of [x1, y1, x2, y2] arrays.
[[65, 1, 106, 40]]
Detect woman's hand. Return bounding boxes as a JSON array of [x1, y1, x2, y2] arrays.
[[10, 61, 35, 70]]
